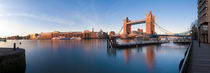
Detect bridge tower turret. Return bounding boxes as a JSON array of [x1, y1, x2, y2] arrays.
[[145, 11, 155, 35], [123, 17, 131, 35]]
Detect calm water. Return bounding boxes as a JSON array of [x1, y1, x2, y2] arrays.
[[0, 40, 188, 73]]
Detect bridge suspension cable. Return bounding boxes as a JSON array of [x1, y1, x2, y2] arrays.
[[118, 26, 124, 34], [174, 30, 192, 35], [155, 23, 174, 35], [155, 22, 192, 35]]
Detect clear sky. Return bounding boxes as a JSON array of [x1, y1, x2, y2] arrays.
[[0, 0, 197, 37]]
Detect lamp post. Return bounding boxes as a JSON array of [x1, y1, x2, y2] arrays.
[[199, 26, 200, 48]]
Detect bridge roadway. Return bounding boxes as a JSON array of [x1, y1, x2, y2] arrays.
[[126, 19, 145, 25]]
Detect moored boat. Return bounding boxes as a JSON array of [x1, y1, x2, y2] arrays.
[[70, 37, 81, 40]]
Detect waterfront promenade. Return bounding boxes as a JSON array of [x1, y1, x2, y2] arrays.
[[189, 41, 210, 73]]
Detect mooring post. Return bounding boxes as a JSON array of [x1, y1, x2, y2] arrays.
[[13, 43, 16, 50], [113, 38, 116, 48], [107, 35, 110, 48]]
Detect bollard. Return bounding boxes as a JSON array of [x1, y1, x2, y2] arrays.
[[13, 43, 16, 50], [107, 36, 110, 48]]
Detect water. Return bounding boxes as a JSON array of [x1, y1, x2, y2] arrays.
[[0, 39, 188, 73]]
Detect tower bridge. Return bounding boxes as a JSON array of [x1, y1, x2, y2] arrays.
[[117, 11, 191, 38], [122, 11, 155, 38], [107, 11, 192, 48]]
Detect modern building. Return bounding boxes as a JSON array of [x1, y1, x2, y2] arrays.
[[198, 0, 210, 43]]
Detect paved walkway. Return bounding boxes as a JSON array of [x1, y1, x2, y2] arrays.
[[189, 40, 210, 73], [0, 48, 25, 57]]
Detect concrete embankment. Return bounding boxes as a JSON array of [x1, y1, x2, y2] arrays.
[[0, 48, 26, 73]]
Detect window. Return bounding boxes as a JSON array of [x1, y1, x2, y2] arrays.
[[200, 7, 207, 15], [201, 25, 208, 31]]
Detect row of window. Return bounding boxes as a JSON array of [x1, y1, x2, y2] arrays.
[[199, 13, 207, 22], [199, 1, 207, 10], [199, 0, 207, 6], [201, 25, 208, 31], [199, 7, 207, 15]]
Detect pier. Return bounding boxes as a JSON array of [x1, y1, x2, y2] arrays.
[[114, 40, 169, 48], [0, 48, 26, 73], [107, 37, 191, 48]]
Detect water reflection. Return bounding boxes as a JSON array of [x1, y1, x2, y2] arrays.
[[107, 42, 188, 73], [0, 40, 188, 73], [36, 39, 105, 53], [123, 48, 132, 64], [82, 39, 104, 52], [107, 48, 116, 57], [145, 46, 155, 72]]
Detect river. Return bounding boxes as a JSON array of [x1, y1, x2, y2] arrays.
[[0, 39, 188, 73]]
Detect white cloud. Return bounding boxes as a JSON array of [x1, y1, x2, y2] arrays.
[[0, 13, 75, 25]]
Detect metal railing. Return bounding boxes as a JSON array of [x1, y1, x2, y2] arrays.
[[179, 41, 193, 73]]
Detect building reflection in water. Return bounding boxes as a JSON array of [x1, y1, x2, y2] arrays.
[[37, 39, 104, 53], [38, 40, 84, 52], [107, 48, 116, 57], [106, 39, 156, 71], [82, 39, 104, 53], [38, 39, 156, 71], [145, 45, 155, 72], [52, 40, 58, 52], [123, 49, 132, 64]]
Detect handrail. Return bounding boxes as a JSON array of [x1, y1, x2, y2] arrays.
[[179, 41, 193, 73]]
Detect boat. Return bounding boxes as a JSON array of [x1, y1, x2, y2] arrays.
[[0, 38, 6, 42], [52, 36, 70, 40], [70, 37, 81, 40]]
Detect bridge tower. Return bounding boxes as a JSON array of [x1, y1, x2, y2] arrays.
[[123, 17, 131, 35], [145, 11, 155, 35]]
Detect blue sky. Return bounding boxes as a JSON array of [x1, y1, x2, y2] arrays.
[[0, 0, 197, 37]]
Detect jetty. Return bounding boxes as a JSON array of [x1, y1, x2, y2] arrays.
[[0, 47, 26, 73], [107, 38, 170, 48]]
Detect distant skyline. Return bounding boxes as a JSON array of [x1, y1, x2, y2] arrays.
[[0, 0, 197, 37]]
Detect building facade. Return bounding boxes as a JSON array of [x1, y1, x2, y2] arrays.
[[39, 30, 108, 40], [30, 33, 39, 40], [39, 32, 53, 40], [39, 31, 83, 40], [198, 0, 210, 43]]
